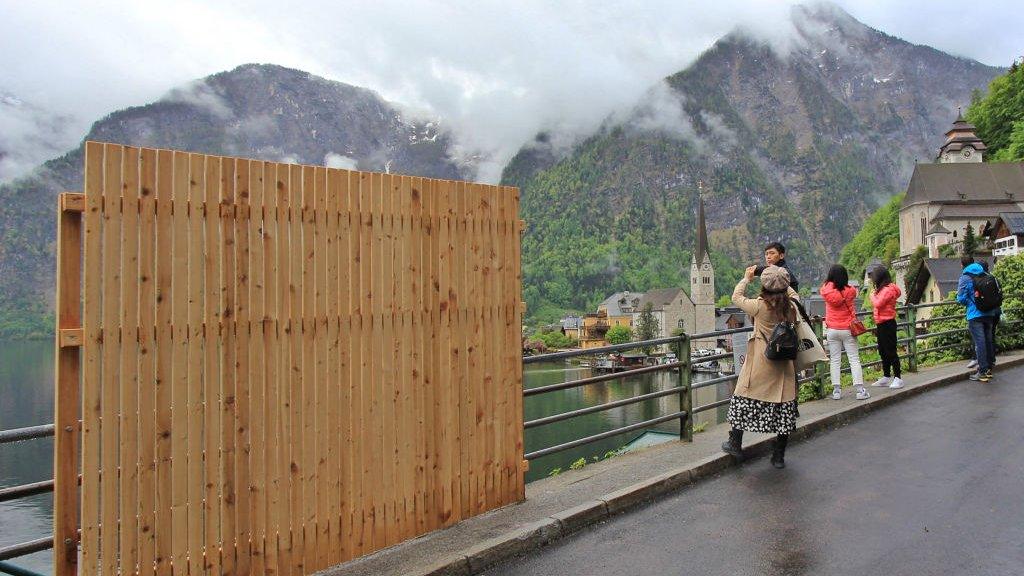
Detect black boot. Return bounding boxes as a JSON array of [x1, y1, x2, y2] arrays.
[[721, 429, 744, 459], [771, 434, 789, 469]]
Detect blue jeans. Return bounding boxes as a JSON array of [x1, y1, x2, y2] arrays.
[[968, 317, 996, 373]]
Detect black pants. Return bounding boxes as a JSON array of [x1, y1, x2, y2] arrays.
[[876, 319, 901, 378]]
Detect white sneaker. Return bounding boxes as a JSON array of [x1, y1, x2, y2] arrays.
[[832, 388, 841, 400], [855, 387, 870, 400], [889, 377, 905, 389], [871, 376, 891, 387], [967, 359, 978, 369]]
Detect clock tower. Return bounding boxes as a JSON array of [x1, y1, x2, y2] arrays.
[[690, 190, 716, 345], [937, 108, 986, 163]]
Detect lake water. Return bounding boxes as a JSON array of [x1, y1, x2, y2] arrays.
[[0, 341, 730, 575]]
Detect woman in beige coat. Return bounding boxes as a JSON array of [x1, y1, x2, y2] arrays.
[[721, 265, 798, 469]]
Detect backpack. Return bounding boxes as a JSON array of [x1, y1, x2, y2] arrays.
[[764, 303, 800, 361], [972, 273, 1003, 312]]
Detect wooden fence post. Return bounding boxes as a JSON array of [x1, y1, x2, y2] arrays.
[[812, 318, 828, 397], [54, 192, 84, 576]]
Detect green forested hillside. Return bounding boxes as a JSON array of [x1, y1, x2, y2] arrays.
[[967, 58, 1024, 161], [839, 193, 903, 277]]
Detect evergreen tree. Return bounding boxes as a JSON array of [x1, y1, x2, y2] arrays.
[[963, 223, 978, 256], [635, 302, 660, 354]]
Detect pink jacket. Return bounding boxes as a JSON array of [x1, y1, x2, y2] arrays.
[[820, 282, 858, 330], [870, 283, 902, 323]]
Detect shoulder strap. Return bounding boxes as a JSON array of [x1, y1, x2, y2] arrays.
[[789, 297, 812, 325]]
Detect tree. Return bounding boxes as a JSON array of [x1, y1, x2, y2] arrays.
[[966, 57, 1024, 161], [962, 222, 978, 257], [606, 325, 633, 345], [839, 193, 903, 277], [904, 245, 928, 299], [635, 302, 660, 354]]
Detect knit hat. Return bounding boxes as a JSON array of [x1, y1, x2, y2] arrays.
[[760, 265, 791, 293]]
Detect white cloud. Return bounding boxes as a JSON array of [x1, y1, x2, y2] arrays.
[[324, 153, 358, 170], [0, 1, 1020, 183]]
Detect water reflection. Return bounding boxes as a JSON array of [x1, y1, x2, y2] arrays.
[[0, 340, 55, 574], [524, 362, 731, 482]]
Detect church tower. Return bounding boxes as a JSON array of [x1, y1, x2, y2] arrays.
[[937, 108, 986, 163], [690, 186, 716, 344]]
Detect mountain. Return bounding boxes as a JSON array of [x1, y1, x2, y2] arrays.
[[0, 63, 468, 337], [504, 3, 1004, 322]]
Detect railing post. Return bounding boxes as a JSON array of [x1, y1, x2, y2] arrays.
[[812, 317, 827, 397], [906, 304, 919, 373], [676, 334, 693, 442]]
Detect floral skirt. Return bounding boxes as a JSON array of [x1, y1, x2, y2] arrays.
[[727, 396, 799, 435]]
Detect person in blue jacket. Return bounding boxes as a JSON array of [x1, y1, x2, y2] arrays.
[[957, 262, 998, 382]]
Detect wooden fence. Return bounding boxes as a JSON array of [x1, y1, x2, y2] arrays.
[[53, 142, 525, 576]]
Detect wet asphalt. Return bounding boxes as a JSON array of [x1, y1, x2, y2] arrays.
[[485, 365, 1024, 576]]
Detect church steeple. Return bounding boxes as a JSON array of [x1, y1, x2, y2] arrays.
[[695, 186, 710, 266], [937, 107, 986, 163]]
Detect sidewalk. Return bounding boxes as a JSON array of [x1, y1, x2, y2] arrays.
[[318, 352, 1024, 576]]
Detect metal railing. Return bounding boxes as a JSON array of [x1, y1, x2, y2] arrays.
[[525, 296, 1024, 465], [0, 426, 54, 576], [2, 297, 1020, 574]]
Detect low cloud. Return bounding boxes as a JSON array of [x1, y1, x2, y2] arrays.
[[161, 80, 234, 119], [324, 153, 358, 170]]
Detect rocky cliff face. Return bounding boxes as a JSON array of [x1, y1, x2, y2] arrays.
[[0, 64, 468, 336], [504, 3, 1002, 317]]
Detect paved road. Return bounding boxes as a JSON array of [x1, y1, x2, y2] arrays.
[[486, 366, 1024, 576]]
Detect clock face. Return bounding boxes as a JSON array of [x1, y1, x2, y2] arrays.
[[702, 263, 712, 271], [962, 148, 972, 158]]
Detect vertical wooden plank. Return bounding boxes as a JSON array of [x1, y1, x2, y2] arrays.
[[264, 162, 284, 576], [81, 141, 104, 576], [358, 170, 375, 551], [378, 172, 398, 547], [455, 180, 474, 521], [186, 153, 206, 576], [314, 166, 331, 570], [288, 162, 304, 575], [118, 145, 140, 576], [510, 186, 525, 501], [426, 178, 443, 529], [203, 156, 224, 576], [344, 170, 363, 558], [324, 168, 342, 564], [54, 189, 83, 576], [275, 162, 295, 576], [153, 149, 174, 576], [338, 170, 355, 562], [219, 157, 238, 575], [410, 176, 432, 535], [171, 151, 192, 575], [499, 184, 516, 502], [393, 175, 413, 542], [234, 158, 252, 575], [100, 143, 124, 576], [247, 159, 268, 575], [300, 164, 317, 572], [137, 147, 158, 574], [370, 171, 388, 550], [438, 179, 459, 526], [403, 176, 426, 537]]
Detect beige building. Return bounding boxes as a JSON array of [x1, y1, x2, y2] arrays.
[[893, 112, 1024, 292]]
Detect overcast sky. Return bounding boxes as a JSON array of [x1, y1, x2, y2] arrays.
[[1, 0, 1021, 182]]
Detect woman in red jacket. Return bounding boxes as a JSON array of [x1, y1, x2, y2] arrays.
[[821, 265, 869, 400], [869, 266, 904, 389]]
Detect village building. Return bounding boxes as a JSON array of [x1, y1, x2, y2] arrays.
[[577, 197, 717, 349], [892, 112, 1024, 293]]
